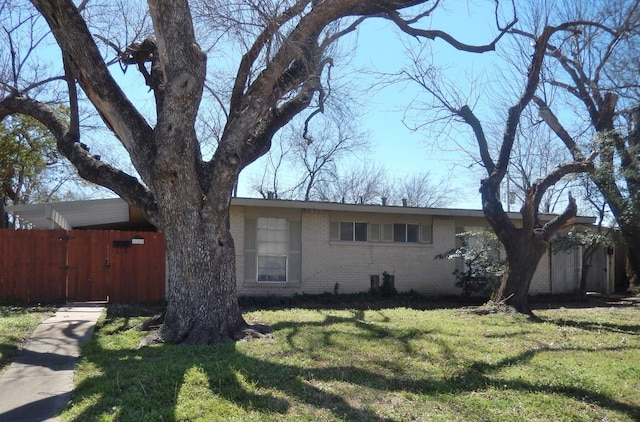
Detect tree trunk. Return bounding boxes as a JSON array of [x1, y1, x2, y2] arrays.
[[625, 240, 640, 289], [494, 235, 548, 315], [579, 244, 598, 297], [158, 201, 247, 344], [0, 199, 6, 229], [613, 222, 640, 289]]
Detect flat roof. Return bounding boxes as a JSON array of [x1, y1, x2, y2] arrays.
[[5, 197, 596, 229], [233, 198, 596, 224]]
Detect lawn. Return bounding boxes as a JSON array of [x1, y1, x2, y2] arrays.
[[0, 304, 56, 372], [62, 299, 640, 421]]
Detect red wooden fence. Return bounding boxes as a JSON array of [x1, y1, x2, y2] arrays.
[[0, 229, 165, 303]]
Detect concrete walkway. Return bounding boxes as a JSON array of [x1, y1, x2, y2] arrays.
[[0, 304, 104, 422]]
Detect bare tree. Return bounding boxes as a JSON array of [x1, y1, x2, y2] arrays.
[[514, 0, 640, 287], [1, 0, 517, 343], [505, 110, 578, 213], [403, 21, 597, 314], [251, 109, 370, 201], [249, 129, 293, 199], [293, 112, 369, 201], [396, 171, 455, 207], [315, 160, 388, 204]]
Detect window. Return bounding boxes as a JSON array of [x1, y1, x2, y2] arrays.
[[407, 224, 419, 242], [256, 217, 287, 282], [382, 224, 393, 242], [393, 224, 406, 242], [370, 224, 381, 242], [331, 220, 431, 244], [334, 222, 368, 241], [421, 224, 433, 244], [393, 223, 420, 243]]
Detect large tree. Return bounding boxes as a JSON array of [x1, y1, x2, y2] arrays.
[[404, 22, 598, 314], [1, 0, 514, 343], [0, 114, 56, 225], [515, 0, 640, 287]]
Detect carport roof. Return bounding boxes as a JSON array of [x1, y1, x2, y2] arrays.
[[7, 198, 130, 230]]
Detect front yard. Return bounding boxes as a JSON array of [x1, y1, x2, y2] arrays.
[[60, 298, 640, 421]]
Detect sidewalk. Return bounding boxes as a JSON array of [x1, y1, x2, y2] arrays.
[[0, 304, 104, 422]]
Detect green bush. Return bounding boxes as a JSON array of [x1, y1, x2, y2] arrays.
[[436, 231, 504, 297]]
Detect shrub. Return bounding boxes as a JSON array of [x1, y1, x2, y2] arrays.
[[436, 231, 504, 297]]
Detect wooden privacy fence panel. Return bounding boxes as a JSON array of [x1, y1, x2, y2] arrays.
[[0, 230, 67, 303], [0, 229, 165, 303]]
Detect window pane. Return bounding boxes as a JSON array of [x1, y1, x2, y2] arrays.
[[382, 224, 393, 242], [355, 223, 368, 241], [257, 256, 287, 282], [407, 224, 419, 242], [421, 225, 433, 243], [340, 222, 353, 241], [393, 224, 406, 242], [370, 224, 380, 242]]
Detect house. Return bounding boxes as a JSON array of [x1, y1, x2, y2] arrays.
[[5, 197, 608, 301]]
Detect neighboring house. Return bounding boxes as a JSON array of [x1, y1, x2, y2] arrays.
[[6, 197, 607, 299]]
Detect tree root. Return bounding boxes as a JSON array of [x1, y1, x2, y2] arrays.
[[136, 320, 273, 348], [233, 323, 273, 342]]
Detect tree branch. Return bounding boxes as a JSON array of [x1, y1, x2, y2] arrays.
[[541, 192, 577, 241], [31, 0, 154, 160], [0, 95, 159, 223], [532, 96, 584, 159], [457, 105, 495, 174], [228, 0, 310, 118], [385, 5, 517, 53], [532, 155, 596, 212]]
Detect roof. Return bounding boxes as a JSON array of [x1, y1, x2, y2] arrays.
[[5, 198, 152, 230], [6, 197, 596, 230]]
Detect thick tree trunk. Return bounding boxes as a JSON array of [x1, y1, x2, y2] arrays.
[[624, 240, 640, 289], [494, 236, 548, 315], [158, 202, 246, 344]]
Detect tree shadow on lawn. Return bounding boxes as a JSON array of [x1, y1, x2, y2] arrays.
[[541, 317, 640, 335], [67, 309, 640, 421]]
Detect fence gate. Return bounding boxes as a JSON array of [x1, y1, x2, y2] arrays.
[[0, 229, 165, 303]]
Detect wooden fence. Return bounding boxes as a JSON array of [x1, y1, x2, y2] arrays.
[[0, 229, 165, 303]]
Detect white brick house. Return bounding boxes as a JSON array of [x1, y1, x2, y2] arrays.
[[229, 198, 595, 297], [7, 197, 597, 297]]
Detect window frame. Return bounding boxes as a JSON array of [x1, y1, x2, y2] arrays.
[[256, 217, 288, 283]]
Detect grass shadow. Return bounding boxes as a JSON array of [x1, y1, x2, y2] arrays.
[[541, 316, 640, 335], [65, 305, 640, 421]]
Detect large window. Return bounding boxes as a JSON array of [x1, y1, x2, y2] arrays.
[[393, 223, 420, 243], [256, 217, 287, 282], [340, 222, 368, 241]]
